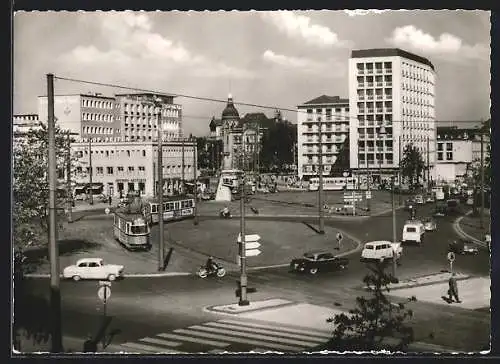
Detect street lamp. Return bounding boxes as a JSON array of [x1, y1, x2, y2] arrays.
[[378, 123, 387, 187], [155, 97, 165, 272]]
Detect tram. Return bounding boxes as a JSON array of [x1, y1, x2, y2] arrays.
[[113, 205, 151, 251], [308, 176, 358, 191], [145, 195, 196, 224]]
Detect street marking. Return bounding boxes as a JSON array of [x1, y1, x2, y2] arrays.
[[175, 328, 304, 351], [158, 332, 230, 348], [204, 322, 326, 343], [219, 319, 331, 338], [118, 342, 182, 353], [184, 326, 307, 350], [139, 337, 183, 347], [189, 325, 318, 347]]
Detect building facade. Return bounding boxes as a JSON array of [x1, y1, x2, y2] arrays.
[[296, 95, 350, 180], [348, 48, 437, 182], [435, 126, 489, 183], [70, 140, 196, 198], [37, 92, 182, 142]]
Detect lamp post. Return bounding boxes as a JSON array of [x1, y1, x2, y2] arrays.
[[480, 131, 485, 229], [88, 137, 93, 205], [193, 137, 199, 225], [377, 123, 386, 188], [155, 98, 165, 272], [318, 117, 325, 234], [66, 130, 73, 223], [391, 174, 397, 280]]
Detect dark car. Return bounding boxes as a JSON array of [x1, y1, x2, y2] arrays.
[[446, 199, 461, 215], [433, 203, 447, 217], [448, 240, 478, 255], [290, 251, 349, 275]]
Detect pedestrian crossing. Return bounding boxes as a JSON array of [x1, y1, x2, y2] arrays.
[[105, 317, 331, 353]]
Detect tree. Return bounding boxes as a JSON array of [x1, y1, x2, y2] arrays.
[[13, 124, 73, 349], [324, 262, 414, 351], [400, 144, 425, 188], [330, 137, 350, 176], [259, 120, 296, 172]]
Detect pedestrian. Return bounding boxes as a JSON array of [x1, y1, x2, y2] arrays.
[[447, 272, 461, 303]]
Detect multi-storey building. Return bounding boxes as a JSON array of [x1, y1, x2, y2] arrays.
[[13, 113, 42, 133], [296, 95, 350, 180], [69, 140, 196, 198], [38, 93, 120, 140], [435, 126, 490, 183], [348, 48, 437, 183], [115, 93, 182, 142]]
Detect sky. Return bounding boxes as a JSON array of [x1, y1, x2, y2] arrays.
[[13, 10, 491, 136]]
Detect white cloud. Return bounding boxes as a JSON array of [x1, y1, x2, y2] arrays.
[[261, 11, 350, 48], [262, 50, 344, 77], [344, 9, 391, 16], [386, 25, 490, 61], [60, 11, 254, 79]]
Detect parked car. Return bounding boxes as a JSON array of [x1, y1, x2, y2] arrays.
[[290, 251, 349, 275], [448, 240, 478, 255], [63, 258, 124, 281], [414, 194, 424, 205], [423, 218, 437, 232], [360, 241, 403, 263]]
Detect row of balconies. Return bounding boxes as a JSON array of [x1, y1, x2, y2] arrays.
[[303, 127, 349, 133], [302, 137, 346, 144], [402, 71, 434, 84], [358, 134, 393, 140], [357, 159, 394, 165], [358, 147, 393, 152], [358, 68, 392, 75], [358, 108, 393, 114], [358, 120, 392, 126], [303, 149, 339, 155], [358, 95, 393, 101]]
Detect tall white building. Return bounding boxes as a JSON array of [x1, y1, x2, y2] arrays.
[[348, 48, 436, 183], [297, 95, 350, 180]]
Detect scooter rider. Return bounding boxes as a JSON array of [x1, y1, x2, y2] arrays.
[[221, 206, 230, 217], [206, 256, 218, 273]]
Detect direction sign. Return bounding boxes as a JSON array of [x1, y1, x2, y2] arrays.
[[447, 252, 455, 262], [246, 249, 261, 257], [245, 242, 261, 250], [237, 233, 261, 243], [365, 191, 372, 199], [105, 208, 110, 215], [97, 286, 111, 302]]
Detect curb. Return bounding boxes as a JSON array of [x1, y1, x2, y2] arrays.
[[24, 272, 192, 279], [453, 211, 488, 248]]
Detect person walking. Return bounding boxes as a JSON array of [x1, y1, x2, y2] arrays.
[[447, 272, 461, 303]]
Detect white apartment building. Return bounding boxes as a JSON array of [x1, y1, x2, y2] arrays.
[[297, 95, 350, 180], [348, 48, 437, 183], [69, 140, 196, 198], [115, 93, 182, 142], [37, 92, 182, 142]]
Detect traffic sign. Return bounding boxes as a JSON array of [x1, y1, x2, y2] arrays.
[[237, 233, 261, 243], [97, 286, 111, 302], [365, 191, 372, 199], [447, 252, 455, 262], [245, 242, 261, 250], [246, 249, 261, 257], [105, 208, 110, 215]]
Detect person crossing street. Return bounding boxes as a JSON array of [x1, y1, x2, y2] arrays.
[[447, 272, 462, 303]]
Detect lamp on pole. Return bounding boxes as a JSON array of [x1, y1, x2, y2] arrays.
[[88, 137, 93, 205], [480, 131, 485, 229], [317, 117, 325, 234], [391, 174, 397, 280], [155, 98, 165, 272], [66, 130, 73, 223], [378, 123, 386, 188], [193, 136, 199, 226]]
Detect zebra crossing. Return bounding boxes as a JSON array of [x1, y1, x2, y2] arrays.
[[105, 317, 331, 353]]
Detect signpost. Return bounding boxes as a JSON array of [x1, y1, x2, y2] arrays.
[[343, 192, 362, 216], [104, 208, 110, 215], [98, 281, 111, 318], [447, 251, 455, 273], [336, 232, 343, 250], [365, 191, 372, 199], [238, 233, 261, 257]]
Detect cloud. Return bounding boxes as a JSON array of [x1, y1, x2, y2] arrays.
[[59, 12, 254, 79], [386, 25, 490, 61], [262, 50, 345, 77], [261, 11, 350, 48], [344, 9, 391, 16]]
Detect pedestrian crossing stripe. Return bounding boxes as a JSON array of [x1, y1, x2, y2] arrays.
[[105, 317, 331, 353], [174, 327, 304, 351]]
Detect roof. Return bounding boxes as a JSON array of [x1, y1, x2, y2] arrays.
[[351, 48, 435, 70], [436, 126, 481, 141], [76, 258, 103, 263], [222, 96, 240, 120], [300, 95, 349, 106], [38, 93, 115, 99], [115, 92, 176, 99], [209, 117, 222, 131]]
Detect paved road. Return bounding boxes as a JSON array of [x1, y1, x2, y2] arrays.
[[20, 201, 490, 353]]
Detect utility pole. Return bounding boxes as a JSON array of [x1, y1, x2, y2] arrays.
[[239, 168, 249, 306], [88, 137, 93, 205], [480, 132, 485, 229], [156, 100, 165, 271], [181, 138, 185, 194], [193, 138, 198, 225], [391, 174, 397, 279], [398, 135, 402, 205], [427, 136, 430, 192], [47, 73, 63, 353], [66, 130, 73, 223], [318, 118, 325, 234]]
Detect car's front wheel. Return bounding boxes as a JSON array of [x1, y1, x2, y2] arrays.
[[309, 267, 318, 275], [108, 274, 116, 281], [72, 275, 81, 281]]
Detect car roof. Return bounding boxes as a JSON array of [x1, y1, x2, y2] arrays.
[[76, 258, 103, 264], [304, 250, 331, 256], [365, 240, 392, 246]]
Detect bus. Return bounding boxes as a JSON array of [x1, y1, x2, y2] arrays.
[[145, 195, 196, 224], [308, 176, 358, 191], [113, 207, 151, 251]]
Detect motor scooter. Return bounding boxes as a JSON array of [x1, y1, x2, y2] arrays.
[[197, 263, 226, 278], [219, 209, 232, 219]]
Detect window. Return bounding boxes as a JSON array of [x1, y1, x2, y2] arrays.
[[139, 166, 145, 172], [446, 142, 453, 151], [437, 152, 443, 161], [437, 143, 443, 151], [117, 166, 124, 172], [128, 166, 135, 172], [142, 150, 146, 157], [446, 152, 453, 160], [76, 167, 82, 174], [127, 150, 131, 157], [107, 167, 114, 174], [77, 262, 88, 268], [88, 262, 99, 268], [96, 167, 103, 174]]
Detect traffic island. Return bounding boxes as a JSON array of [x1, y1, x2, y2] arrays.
[[205, 298, 296, 315], [387, 272, 470, 290]]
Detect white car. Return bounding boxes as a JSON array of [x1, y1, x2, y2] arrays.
[[423, 218, 437, 232], [414, 195, 424, 204], [63, 258, 124, 281], [360, 241, 403, 263]]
